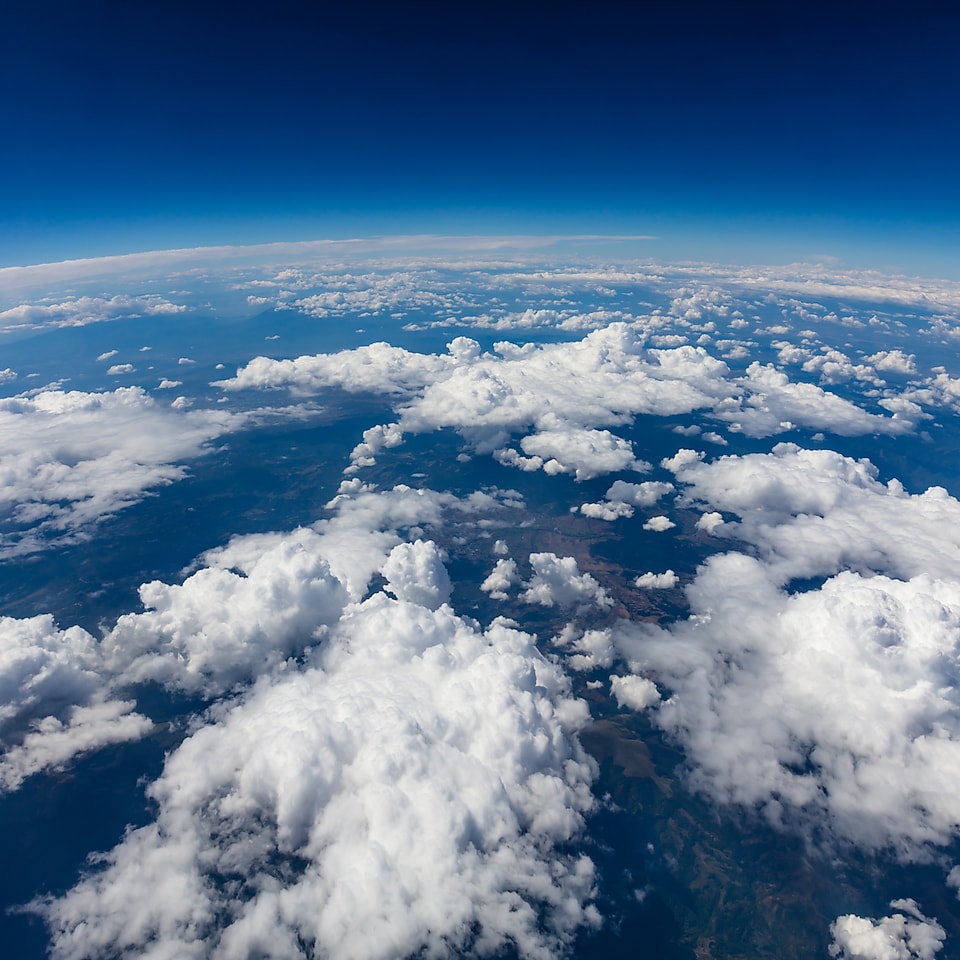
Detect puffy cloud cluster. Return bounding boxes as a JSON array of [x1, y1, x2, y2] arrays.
[[480, 558, 520, 600], [11, 244, 960, 955], [102, 536, 350, 696], [0, 615, 151, 792], [642, 515, 675, 532], [0, 471, 606, 956], [554, 626, 616, 672], [0, 388, 235, 556], [578, 479, 674, 521], [0, 534, 351, 789], [634, 570, 678, 589], [900, 370, 960, 416], [867, 349, 918, 375], [506, 424, 643, 482], [220, 322, 911, 483], [36, 594, 599, 960], [666, 443, 960, 584], [711, 362, 913, 438], [380, 539, 452, 609], [609, 674, 661, 711], [829, 900, 945, 959], [0, 386, 325, 557], [405, 307, 638, 334], [794, 347, 880, 386], [217, 341, 456, 396], [521, 553, 613, 613], [578, 499, 634, 521], [0, 294, 185, 334], [0, 700, 152, 793], [2, 484, 522, 791], [616, 553, 960, 856], [607, 443, 960, 857]]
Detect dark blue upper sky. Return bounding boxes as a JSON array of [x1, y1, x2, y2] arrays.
[[2, 0, 958, 272]]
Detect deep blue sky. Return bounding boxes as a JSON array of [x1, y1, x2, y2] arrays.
[[2, 0, 959, 272]]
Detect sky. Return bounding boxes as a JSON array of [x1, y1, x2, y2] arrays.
[[2, 0, 959, 273]]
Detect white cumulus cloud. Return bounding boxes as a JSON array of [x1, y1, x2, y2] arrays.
[[35, 596, 600, 960], [615, 554, 960, 855], [521, 553, 613, 613], [480, 558, 520, 600], [635, 570, 678, 589], [0, 386, 320, 558], [220, 322, 911, 481], [642, 515, 675, 532], [610, 674, 661, 711], [0, 615, 152, 792], [380, 539, 452, 610], [829, 900, 945, 959], [102, 536, 350, 696]]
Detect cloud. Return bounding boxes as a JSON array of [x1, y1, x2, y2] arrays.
[[554, 626, 616, 672], [634, 570, 678, 589], [0, 614, 151, 792], [902, 372, 960, 416], [223, 322, 906, 477], [667, 443, 960, 584], [0, 615, 100, 731], [609, 675, 661, 711], [608, 442, 960, 858], [615, 555, 960, 856], [106, 363, 135, 375], [609, 479, 673, 503], [0, 700, 152, 793], [0, 386, 320, 558], [480, 558, 519, 600], [712, 362, 914, 437], [35, 594, 600, 960], [4, 479, 608, 956], [102, 536, 350, 696], [380, 539, 452, 610], [642, 516, 675, 532], [218, 341, 455, 396], [407, 307, 638, 334], [578, 499, 635, 521], [0, 367, 16, 383], [867, 349, 918, 375], [2, 483, 524, 795], [829, 900, 945, 959], [0, 295, 185, 334], [345, 422, 405, 473], [220, 320, 913, 489], [661, 448, 704, 472], [514, 424, 643, 481], [521, 553, 613, 613], [695, 511, 725, 533], [0, 387, 233, 557], [801, 348, 878, 386], [9, 245, 960, 954]]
